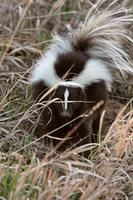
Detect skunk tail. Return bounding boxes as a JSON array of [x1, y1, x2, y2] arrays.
[[68, 0, 133, 74]]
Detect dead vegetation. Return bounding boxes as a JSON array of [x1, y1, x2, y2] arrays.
[[0, 0, 133, 199]]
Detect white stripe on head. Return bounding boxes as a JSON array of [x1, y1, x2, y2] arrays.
[[64, 88, 69, 111], [59, 81, 83, 88]]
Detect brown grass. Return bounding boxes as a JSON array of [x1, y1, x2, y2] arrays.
[[0, 0, 133, 199]]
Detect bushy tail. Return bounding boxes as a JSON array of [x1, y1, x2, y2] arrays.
[[69, 0, 133, 74]]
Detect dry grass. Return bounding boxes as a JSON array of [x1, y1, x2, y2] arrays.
[[0, 0, 133, 199]]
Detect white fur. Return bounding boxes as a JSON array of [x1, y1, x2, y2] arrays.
[[30, 35, 72, 85], [73, 59, 112, 91], [31, 51, 112, 91], [30, 51, 60, 86], [30, 34, 112, 91], [59, 81, 83, 88], [64, 89, 69, 111]]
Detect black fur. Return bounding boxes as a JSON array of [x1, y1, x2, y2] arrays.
[[32, 78, 108, 153], [54, 51, 88, 80]]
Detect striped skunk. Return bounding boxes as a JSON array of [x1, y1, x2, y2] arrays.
[[30, 1, 133, 152]]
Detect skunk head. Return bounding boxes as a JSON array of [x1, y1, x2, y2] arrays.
[[53, 82, 85, 119]]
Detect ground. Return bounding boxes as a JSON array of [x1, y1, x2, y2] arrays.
[[0, 0, 133, 199]]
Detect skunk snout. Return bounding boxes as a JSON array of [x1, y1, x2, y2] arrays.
[[54, 102, 75, 119], [60, 110, 71, 118], [53, 83, 85, 119]]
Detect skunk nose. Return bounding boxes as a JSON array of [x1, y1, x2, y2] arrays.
[[60, 111, 70, 118]]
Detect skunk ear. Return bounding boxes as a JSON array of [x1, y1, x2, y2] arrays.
[[32, 81, 48, 101]]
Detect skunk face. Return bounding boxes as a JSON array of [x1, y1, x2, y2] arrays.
[[53, 83, 85, 119]]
